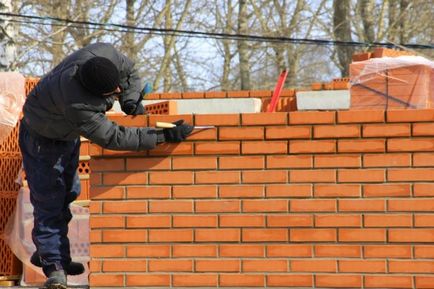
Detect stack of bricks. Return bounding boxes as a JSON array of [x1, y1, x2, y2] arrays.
[[350, 48, 433, 110], [311, 78, 350, 91], [89, 109, 434, 289]]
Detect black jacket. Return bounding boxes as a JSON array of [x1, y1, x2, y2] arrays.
[[23, 43, 157, 151]]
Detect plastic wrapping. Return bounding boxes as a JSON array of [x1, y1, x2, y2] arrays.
[[350, 56, 434, 109], [0, 72, 25, 144], [4, 183, 89, 286]]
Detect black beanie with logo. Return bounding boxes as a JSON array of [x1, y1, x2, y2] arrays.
[[78, 57, 120, 96]]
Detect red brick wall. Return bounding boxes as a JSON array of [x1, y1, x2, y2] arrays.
[[88, 110, 434, 288]]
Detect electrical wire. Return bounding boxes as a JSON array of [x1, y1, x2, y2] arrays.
[[0, 12, 433, 49]]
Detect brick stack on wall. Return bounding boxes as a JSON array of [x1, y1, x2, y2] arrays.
[[89, 110, 434, 289]]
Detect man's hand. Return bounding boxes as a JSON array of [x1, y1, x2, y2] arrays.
[[160, 120, 194, 143]]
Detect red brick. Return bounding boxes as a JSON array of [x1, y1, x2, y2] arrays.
[[219, 127, 264, 140], [220, 244, 264, 257], [127, 215, 171, 228], [416, 276, 434, 289], [220, 215, 265, 227], [365, 275, 412, 288], [364, 153, 411, 167], [387, 109, 434, 122], [250, 90, 272, 97], [388, 168, 434, 181], [243, 199, 288, 212], [415, 246, 434, 258], [314, 184, 360, 197], [338, 169, 385, 183], [339, 199, 385, 212], [414, 183, 434, 197], [389, 260, 434, 273], [90, 186, 125, 200], [267, 215, 313, 227], [219, 185, 264, 198], [290, 229, 337, 242], [267, 274, 313, 287], [289, 111, 335, 124], [173, 215, 217, 227], [242, 170, 288, 183], [242, 141, 288, 154], [195, 141, 240, 155], [148, 259, 192, 272], [314, 125, 360, 138], [291, 259, 336, 272], [126, 157, 170, 171], [364, 245, 411, 258], [388, 138, 434, 152], [188, 127, 217, 141], [315, 214, 361, 227], [126, 185, 171, 199], [390, 229, 434, 242], [195, 200, 240, 213], [316, 274, 362, 288], [315, 154, 361, 168], [195, 171, 240, 184], [242, 113, 287, 125], [267, 244, 312, 257], [413, 153, 434, 166], [204, 91, 226, 98], [149, 142, 193, 156], [266, 184, 312, 198], [219, 156, 264, 169], [227, 90, 249, 98], [339, 229, 386, 242], [315, 245, 361, 258], [291, 199, 336, 212], [172, 156, 217, 170], [89, 201, 102, 214], [290, 169, 336, 183], [102, 230, 147, 243], [266, 126, 311, 139], [182, 92, 204, 98], [149, 200, 193, 213], [126, 245, 170, 257], [148, 229, 193, 242], [90, 274, 124, 287], [363, 184, 411, 197], [339, 260, 386, 273], [103, 201, 147, 214], [243, 229, 288, 242], [243, 260, 287, 272], [90, 172, 102, 185], [159, 92, 181, 99], [338, 139, 385, 152], [364, 214, 412, 227], [103, 172, 148, 185], [219, 274, 264, 287], [172, 185, 217, 198], [413, 123, 434, 136], [149, 171, 193, 184], [267, 155, 312, 169], [195, 229, 240, 242], [91, 158, 125, 171], [290, 140, 336, 153], [103, 259, 147, 272], [195, 260, 240, 272], [90, 245, 124, 258], [389, 199, 434, 212], [363, 123, 410, 137], [415, 214, 434, 227], [90, 216, 124, 228], [126, 274, 170, 287], [338, 110, 385, 123], [90, 230, 102, 243], [172, 274, 218, 287], [89, 260, 101, 272], [195, 114, 240, 126], [172, 245, 217, 257]]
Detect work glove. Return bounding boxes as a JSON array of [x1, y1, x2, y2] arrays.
[[157, 120, 194, 143]]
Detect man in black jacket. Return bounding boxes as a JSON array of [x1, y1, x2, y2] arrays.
[[19, 42, 192, 289]]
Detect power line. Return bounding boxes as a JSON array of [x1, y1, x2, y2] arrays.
[[0, 12, 433, 49]]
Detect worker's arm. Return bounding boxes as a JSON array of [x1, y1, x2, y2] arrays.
[[65, 105, 157, 151]]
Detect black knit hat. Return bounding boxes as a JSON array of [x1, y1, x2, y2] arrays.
[[78, 57, 120, 95]]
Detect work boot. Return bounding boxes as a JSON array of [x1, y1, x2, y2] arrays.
[[31, 252, 85, 275], [44, 270, 67, 289]]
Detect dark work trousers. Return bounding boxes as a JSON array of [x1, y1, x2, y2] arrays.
[[18, 120, 81, 276]]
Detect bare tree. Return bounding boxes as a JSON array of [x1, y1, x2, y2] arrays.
[[0, 0, 17, 71], [237, 0, 251, 90], [333, 0, 353, 76]]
